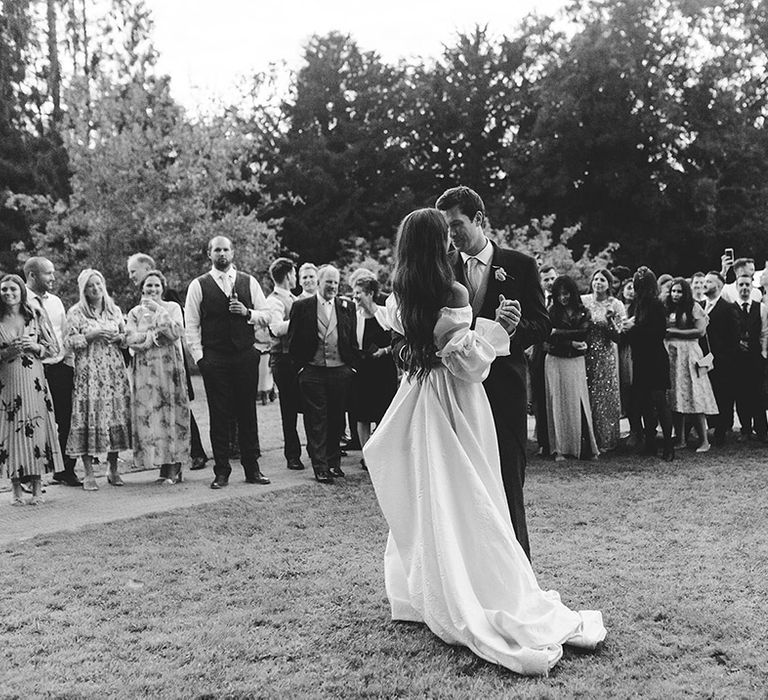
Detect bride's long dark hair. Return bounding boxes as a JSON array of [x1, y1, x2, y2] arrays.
[[392, 208, 455, 382]]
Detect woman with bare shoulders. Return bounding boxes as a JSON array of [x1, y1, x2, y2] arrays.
[[363, 208, 606, 676]]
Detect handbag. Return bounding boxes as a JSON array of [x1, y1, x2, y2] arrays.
[[695, 333, 714, 375]]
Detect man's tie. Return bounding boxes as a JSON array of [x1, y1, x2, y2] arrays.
[[220, 273, 232, 297], [465, 257, 481, 299], [742, 302, 749, 315]]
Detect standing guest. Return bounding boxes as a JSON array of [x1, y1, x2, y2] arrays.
[[610, 265, 632, 295], [702, 271, 740, 445], [127, 252, 208, 471], [657, 274, 673, 303], [544, 276, 599, 462], [288, 265, 358, 484], [266, 258, 304, 471], [664, 278, 717, 452], [734, 275, 768, 441], [0, 274, 63, 504], [185, 236, 273, 489], [581, 268, 625, 453], [721, 257, 761, 304], [298, 263, 318, 299], [126, 271, 190, 483], [617, 278, 637, 438], [691, 272, 707, 307], [530, 265, 556, 456], [352, 276, 397, 469], [437, 186, 550, 561], [24, 257, 81, 486], [623, 267, 674, 460], [65, 269, 132, 490]]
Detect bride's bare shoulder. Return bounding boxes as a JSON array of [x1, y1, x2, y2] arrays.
[[444, 282, 469, 309]]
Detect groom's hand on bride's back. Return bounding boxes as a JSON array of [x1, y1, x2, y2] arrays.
[[495, 295, 521, 335]]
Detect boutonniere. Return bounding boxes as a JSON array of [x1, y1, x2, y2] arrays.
[[492, 266, 512, 283]]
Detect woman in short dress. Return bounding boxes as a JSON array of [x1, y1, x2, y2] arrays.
[[664, 277, 717, 452], [65, 269, 132, 490], [544, 275, 599, 461], [0, 274, 63, 504], [126, 270, 190, 484], [581, 269, 625, 452]]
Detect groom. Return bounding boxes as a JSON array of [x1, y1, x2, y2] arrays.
[[435, 186, 550, 560]]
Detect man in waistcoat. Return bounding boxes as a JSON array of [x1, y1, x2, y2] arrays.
[[185, 236, 274, 489], [265, 257, 305, 470], [288, 265, 358, 484], [127, 252, 209, 470]]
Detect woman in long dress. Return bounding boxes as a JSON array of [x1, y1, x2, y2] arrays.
[[126, 270, 190, 484], [664, 277, 717, 452], [545, 276, 599, 462], [0, 274, 63, 504], [363, 209, 606, 676], [582, 269, 625, 452], [65, 269, 132, 490]]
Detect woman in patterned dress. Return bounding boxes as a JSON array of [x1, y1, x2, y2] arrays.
[[582, 269, 626, 453], [664, 278, 717, 452], [0, 274, 63, 504], [126, 270, 189, 484], [65, 269, 132, 490]]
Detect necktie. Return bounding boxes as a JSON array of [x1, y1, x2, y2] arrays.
[[220, 274, 232, 297], [466, 257, 481, 299], [743, 302, 749, 314]]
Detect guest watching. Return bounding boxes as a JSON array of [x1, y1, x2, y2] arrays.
[[664, 278, 717, 453], [351, 275, 397, 469], [265, 257, 305, 471], [618, 278, 640, 446], [126, 270, 190, 484], [530, 264, 557, 457], [65, 269, 132, 490], [24, 257, 81, 487], [721, 257, 761, 303], [691, 272, 707, 307], [581, 268, 625, 453], [623, 267, 674, 460], [298, 263, 318, 299], [185, 236, 274, 489], [0, 274, 63, 504], [543, 276, 598, 462]]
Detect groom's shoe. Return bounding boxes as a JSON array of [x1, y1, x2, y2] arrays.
[[329, 466, 345, 478], [314, 470, 334, 484]]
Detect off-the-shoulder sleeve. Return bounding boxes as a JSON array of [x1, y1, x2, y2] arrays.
[[385, 294, 404, 335], [436, 315, 510, 383]]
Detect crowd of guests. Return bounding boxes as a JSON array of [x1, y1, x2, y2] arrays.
[[2, 235, 766, 504], [531, 256, 768, 463]]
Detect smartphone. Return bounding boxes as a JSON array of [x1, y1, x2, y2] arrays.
[[724, 247, 734, 262]]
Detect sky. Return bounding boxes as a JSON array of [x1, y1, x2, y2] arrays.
[[149, 0, 567, 112]]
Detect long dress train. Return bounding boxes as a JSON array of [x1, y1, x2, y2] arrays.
[[364, 299, 606, 676]]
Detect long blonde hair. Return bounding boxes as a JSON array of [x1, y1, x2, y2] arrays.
[[75, 269, 121, 321]]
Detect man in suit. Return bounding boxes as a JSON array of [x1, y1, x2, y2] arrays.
[[436, 186, 550, 561], [734, 275, 768, 441], [265, 257, 305, 470], [127, 252, 209, 471], [703, 271, 741, 446], [185, 236, 273, 489], [529, 264, 556, 457], [288, 265, 358, 484]]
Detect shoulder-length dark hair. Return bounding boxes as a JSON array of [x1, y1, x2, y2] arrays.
[[633, 266, 662, 325], [549, 275, 585, 326], [665, 277, 695, 329], [0, 274, 34, 322], [392, 208, 454, 382], [590, 268, 615, 296]]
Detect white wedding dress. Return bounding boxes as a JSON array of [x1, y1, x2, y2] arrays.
[[363, 298, 606, 676]]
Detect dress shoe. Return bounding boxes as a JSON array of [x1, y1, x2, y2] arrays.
[[245, 471, 271, 485], [190, 456, 208, 470], [52, 472, 83, 487], [314, 470, 334, 484], [329, 466, 345, 478], [210, 477, 229, 490], [287, 459, 305, 470]]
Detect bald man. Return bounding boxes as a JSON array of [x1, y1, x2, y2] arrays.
[[185, 236, 274, 489]]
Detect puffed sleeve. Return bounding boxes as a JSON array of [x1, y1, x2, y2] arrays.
[[64, 307, 88, 351], [436, 315, 510, 383]]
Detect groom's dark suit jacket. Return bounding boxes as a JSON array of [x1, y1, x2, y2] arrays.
[[452, 242, 550, 560]]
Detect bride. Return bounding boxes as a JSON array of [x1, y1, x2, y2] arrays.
[[363, 208, 606, 676]]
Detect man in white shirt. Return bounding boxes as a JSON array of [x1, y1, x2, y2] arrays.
[[185, 236, 274, 489], [298, 262, 318, 299], [721, 257, 762, 303], [24, 257, 81, 486]]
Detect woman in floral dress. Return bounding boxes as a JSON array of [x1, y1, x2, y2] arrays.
[[0, 274, 63, 504], [126, 270, 189, 484], [582, 269, 626, 453], [65, 269, 132, 490]]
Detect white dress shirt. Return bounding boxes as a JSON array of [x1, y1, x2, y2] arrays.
[[265, 286, 295, 338], [316, 292, 335, 325], [722, 282, 761, 304], [184, 266, 272, 363], [459, 238, 493, 298], [26, 287, 72, 366]]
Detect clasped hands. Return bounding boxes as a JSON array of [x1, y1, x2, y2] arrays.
[[4, 336, 41, 357], [85, 326, 121, 343], [495, 295, 521, 335]]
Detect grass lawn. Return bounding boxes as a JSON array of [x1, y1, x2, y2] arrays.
[[1, 441, 766, 698]]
